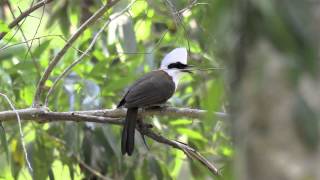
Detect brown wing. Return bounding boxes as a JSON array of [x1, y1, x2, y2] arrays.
[[118, 70, 175, 108]]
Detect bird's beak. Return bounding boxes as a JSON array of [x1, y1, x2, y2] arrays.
[[181, 65, 194, 74]]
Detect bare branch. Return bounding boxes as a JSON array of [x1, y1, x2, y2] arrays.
[[0, 107, 227, 123], [0, 93, 33, 172], [33, 0, 120, 107], [140, 128, 221, 176], [44, 0, 137, 105], [0, 0, 54, 40]]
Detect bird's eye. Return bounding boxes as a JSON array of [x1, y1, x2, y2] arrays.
[[168, 62, 188, 69]]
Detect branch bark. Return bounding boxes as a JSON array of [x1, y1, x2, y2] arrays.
[[140, 127, 221, 175], [0, 0, 54, 40], [0, 107, 227, 123], [32, 0, 120, 107]]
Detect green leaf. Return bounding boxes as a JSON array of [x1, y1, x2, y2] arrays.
[[33, 39, 52, 58], [0, 20, 10, 33], [0, 124, 9, 163], [131, 1, 148, 17], [148, 157, 163, 180], [176, 128, 207, 142], [0, 44, 26, 60], [59, 4, 71, 37], [32, 134, 55, 180], [169, 119, 193, 126], [102, 126, 120, 160]]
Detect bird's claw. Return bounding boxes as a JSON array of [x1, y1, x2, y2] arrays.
[[137, 122, 153, 151]]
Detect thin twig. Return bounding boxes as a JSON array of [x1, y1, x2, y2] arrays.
[[44, 0, 137, 105], [7, 4, 41, 76], [0, 34, 89, 57], [33, 0, 120, 107], [0, 93, 33, 172], [151, 30, 169, 53], [25, 2, 45, 66], [0, 34, 61, 51], [174, 0, 205, 15], [163, 0, 191, 53], [0, 0, 54, 40], [0, 16, 27, 49]]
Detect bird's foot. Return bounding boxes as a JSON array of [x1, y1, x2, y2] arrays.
[[137, 121, 153, 130], [137, 120, 153, 151], [145, 103, 170, 110]]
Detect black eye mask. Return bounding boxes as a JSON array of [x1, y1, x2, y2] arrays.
[[168, 62, 188, 69]]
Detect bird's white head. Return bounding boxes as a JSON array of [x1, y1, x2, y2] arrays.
[[160, 48, 190, 88]]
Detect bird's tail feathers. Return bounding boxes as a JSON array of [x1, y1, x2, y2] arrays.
[[121, 108, 138, 156]]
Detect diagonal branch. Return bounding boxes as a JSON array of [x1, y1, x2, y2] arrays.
[[0, 0, 54, 40], [140, 127, 221, 176], [32, 0, 120, 107]]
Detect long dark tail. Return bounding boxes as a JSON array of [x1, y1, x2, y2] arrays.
[[121, 108, 138, 156]]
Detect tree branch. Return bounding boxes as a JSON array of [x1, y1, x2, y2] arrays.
[[140, 128, 221, 176], [0, 107, 227, 122], [0, 0, 54, 40], [0, 107, 225, 176], [32, 0, 120, 107]]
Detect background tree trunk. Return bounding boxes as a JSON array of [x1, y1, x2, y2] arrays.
[[230, 1, 320, 179]]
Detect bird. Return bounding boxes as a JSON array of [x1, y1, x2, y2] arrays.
[[117, 47, 191, 156]]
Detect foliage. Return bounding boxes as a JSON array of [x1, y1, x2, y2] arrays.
[[0, 0, 231, 179]]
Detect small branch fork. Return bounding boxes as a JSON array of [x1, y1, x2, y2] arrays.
[[0, 107, 225, 176]]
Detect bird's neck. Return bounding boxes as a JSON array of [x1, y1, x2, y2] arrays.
[[161, 69, 182, 89]]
